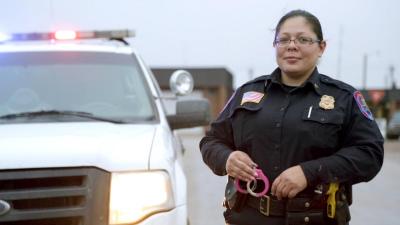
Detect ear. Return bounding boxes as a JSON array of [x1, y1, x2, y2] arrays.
[[318, 40, 327, 57]]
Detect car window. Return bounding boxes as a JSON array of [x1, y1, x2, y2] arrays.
[[391, 112, 400, 123], [0, 51, 155, 123]]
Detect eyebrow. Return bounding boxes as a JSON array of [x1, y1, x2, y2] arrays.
[[278, 32, 307, 36]]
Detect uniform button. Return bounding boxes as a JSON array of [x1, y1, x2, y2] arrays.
[[304, 216, 310, 223], [276, 123, 281, 127], [320, 118, 325, 122], [280, 107, 285, 111], [305, 202, 310, 208]]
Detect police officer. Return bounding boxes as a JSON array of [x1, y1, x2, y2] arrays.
[[199, 9, 383, 225]]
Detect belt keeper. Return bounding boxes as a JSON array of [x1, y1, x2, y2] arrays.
[[259, 195, 270, 216]]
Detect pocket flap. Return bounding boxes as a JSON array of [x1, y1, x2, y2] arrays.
[[302, 107, 343, 125]]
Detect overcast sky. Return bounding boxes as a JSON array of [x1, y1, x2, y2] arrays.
[[1, 0, 399, 88]]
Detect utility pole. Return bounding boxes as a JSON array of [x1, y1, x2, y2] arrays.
[[248, 68, 254, 80], [389, 65, 396, 89], [362, 54, 368, 89], [336, 26, 343, 79]]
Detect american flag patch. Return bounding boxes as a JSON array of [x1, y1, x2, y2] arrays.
[[241, 91, 264, 105]]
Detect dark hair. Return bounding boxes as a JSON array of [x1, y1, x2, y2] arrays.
[[274, 10, 323, 42]]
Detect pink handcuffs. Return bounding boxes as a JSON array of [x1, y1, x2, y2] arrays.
[[234, 168, 270, 197]]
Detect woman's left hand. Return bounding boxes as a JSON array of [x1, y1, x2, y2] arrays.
[[271, 165, 307, 200]]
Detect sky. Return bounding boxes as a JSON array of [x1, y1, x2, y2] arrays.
[[0, 0, 399, 89]]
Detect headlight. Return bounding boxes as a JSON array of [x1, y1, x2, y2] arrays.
[[109, 171, 175, 225]]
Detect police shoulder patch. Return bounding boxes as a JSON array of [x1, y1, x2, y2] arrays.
[[353, 91, 374, 120]]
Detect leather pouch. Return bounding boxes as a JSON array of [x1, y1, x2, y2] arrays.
[[225, 177, 247, 212]]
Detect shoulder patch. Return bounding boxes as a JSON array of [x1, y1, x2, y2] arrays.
[[353, 91, 374, 120], [241, 91, 264, 105]]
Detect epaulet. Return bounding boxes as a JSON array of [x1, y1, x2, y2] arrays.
[[219, 75, 268, 116], [319, 74, 356, 94], [320, 74, 374, 120], [242, 75, 270, 87]]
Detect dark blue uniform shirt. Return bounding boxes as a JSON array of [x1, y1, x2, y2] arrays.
[[199, 68, 384, 224]]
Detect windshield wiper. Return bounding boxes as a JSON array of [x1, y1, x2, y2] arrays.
[[0, 110, 126, 124]]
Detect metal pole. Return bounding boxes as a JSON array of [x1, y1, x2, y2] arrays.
[[389, 65, 395, 89], [336, 26, 343, 79], [362, 54, 368, 89]]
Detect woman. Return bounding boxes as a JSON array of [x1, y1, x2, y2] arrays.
[[199, 9, 383, 225]]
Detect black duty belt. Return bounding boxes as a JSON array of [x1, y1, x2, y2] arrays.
[[247, 195, 286, 216], [247, 194, 325, 217]]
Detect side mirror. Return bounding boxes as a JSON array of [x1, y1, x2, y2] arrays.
[[167, 99, 211, 130]]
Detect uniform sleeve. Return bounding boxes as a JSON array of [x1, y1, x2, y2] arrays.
[[199, 91, 238, 176], [300, 92, 384, 186]]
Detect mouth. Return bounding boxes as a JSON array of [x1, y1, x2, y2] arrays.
[[284, 56, 301, 60], [284, 57, 301, 63]]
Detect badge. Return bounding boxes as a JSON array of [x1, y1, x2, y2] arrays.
[[241, 91, 264, 105], [354, 91, 374, 120], [319, 95, 335, 110]]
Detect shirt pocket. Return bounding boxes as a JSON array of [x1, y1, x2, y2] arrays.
[[230, 103, 263, 151], [301, 107, 344, 150]]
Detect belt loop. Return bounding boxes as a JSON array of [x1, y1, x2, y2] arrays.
[[259, 195, 270, 216]]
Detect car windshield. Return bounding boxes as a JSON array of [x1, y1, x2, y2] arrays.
[[0, 51, 155, 124]]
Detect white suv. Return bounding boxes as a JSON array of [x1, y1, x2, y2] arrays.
[[0, 30, 210, 225]]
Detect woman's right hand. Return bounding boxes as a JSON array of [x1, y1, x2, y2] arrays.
[[226, 151, 258, 182]]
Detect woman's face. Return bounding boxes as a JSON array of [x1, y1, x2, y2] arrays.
[[275, 16, 326, 80]]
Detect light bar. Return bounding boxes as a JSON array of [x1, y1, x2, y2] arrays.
[[0, 29, 135, 42], [0, 33, 11, 42], [55, 30, 77, 40]]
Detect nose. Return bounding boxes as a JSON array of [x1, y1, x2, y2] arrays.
[[287, 39, 298, 50]]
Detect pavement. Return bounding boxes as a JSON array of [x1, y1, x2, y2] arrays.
[[180, 131, 399, 225]]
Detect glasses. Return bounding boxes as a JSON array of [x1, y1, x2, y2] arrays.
[[274, 36, 321, 48]]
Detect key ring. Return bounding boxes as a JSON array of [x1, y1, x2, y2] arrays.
[[234, 168, 270, 197]]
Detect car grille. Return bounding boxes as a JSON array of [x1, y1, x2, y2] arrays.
[[0, 168, 110, 225]]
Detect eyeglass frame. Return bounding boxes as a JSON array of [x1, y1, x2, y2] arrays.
[[273, 36, 321, 48]]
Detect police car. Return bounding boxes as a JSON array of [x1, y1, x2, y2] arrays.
[[0, 30, 210, 225]]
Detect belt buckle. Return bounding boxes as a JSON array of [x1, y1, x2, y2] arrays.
[[259, 195, 270, 216]]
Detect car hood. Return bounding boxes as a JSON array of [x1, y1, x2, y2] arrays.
[[0, 122, 158, 171]]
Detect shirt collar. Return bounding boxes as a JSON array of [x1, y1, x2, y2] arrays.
[[304, 68, 324, 96], [264, 68, 281, 90], [265, 67, 323, 96]]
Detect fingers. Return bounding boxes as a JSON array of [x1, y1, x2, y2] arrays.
[[287, 189, 298, 199], [226, 151, 257, 182], [271, 165, 308, 200], [270, 176, 280, 198]]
